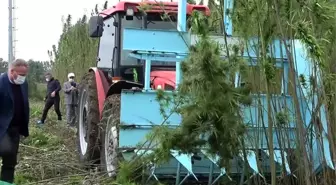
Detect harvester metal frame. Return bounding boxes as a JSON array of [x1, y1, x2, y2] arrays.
[[75, 0, 335, 184]]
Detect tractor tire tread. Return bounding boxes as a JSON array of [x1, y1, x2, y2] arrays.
[[99, 94, 122, 177], [76, 71, 100, 166]]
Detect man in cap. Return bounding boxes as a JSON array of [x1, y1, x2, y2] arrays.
[[63, 72, 78, 126], [37, 72, 62, 125], [0, 59, 30, 183]]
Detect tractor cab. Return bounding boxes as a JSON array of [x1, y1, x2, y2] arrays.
[[88, 1, 209, 90]]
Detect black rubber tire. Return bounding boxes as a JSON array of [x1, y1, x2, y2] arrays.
[[99, 95, 150, 183], [99, 94, 121, 177], [75, 71, 101, 167]]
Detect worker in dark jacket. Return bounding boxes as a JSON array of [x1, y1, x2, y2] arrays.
[[37, 73, 62, 125], [0, 59, 30, 183]]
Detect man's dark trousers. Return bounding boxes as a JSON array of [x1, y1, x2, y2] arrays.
[[41, 95, 62, 123], [0, 126, 20, 183]]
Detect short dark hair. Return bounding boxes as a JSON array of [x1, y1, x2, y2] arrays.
[[45, 72, 52, 76]]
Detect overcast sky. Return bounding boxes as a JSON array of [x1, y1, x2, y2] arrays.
[[0, 0, 115, 61], [0, 0, 206, 62]]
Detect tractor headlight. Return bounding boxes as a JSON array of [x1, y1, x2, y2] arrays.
[[157, 85, 162, 89], [126, 8, 134, 16]]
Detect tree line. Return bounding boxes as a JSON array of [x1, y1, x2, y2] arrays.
[[0, 58, 52, 99]]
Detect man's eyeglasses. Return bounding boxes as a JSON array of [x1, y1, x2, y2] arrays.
[[69, 76, 74, 79]]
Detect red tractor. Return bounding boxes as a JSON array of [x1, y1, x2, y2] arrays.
[[75, 0, 210, 170]]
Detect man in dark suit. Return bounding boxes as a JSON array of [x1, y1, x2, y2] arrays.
[[37, 72, 62, 125], [0, 59, 30, 183]]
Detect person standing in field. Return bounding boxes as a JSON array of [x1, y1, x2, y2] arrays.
[[0, 59, 30, 183], [63, 72, 78, 126], [37, 72, 62, 125]]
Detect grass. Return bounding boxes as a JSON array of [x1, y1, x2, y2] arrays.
[[7, 100, 115, 185]]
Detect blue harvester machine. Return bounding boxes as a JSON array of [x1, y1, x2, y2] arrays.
[[78, 0, 335, 184]]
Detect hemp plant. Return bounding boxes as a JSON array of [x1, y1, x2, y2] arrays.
[[151, 11, 252, 168]]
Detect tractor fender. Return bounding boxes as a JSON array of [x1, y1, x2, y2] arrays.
[[89, 67, 109, 117], [106, 80, 143, 98]]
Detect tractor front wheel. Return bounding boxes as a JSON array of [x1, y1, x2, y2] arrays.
[[76, 71, 101, 166], [100, 94, 121, 177]]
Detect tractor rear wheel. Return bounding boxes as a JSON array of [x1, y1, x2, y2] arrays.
[[76, 71, 101, 166], [99, 94, 121, 177]]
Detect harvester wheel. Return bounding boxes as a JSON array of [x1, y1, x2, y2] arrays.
[[75, 71, 100, 166], [99, 94, 121, 177]]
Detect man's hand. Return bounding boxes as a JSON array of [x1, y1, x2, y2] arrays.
[[51, 91, 56, 97]]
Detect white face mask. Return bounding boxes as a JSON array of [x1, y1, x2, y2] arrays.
[[14, 75, 26, 85], [69, 78, 74, 82], [46, 75, 52, 82]]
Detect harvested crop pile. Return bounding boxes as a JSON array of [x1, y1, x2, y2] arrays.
[[9, 101, 113, 185]]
